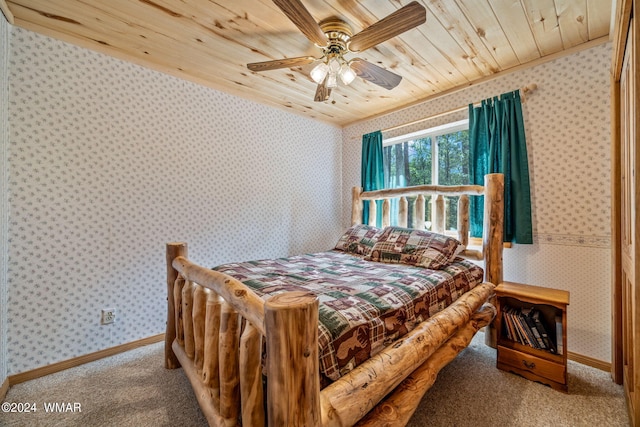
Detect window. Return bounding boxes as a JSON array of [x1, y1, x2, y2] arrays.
[[383, 119, 469, 232]]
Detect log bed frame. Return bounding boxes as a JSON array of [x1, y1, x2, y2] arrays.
[[165, 173, 504, 426]]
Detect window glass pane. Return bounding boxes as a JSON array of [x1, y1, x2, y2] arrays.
[[408, 138, 432, 185], [437, 130, 469, 186], [436, 130, 470, 230]]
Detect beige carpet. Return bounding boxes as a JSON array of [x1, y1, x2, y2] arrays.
[[0, 332, 629, 427]]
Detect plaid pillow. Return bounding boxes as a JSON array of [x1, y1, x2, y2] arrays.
[[334, 224, 382, 256], [365, 226, 463, 269]]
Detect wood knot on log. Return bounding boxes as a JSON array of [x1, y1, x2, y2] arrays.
[[234, 288, 247, 297], [378, 403, 396, 417], [265, 291, 318, 309]]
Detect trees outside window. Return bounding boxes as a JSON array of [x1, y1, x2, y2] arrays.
[[383, 120, 469, 231]]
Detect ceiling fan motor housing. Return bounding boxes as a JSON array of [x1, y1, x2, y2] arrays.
[[319, 18, 352, 53]]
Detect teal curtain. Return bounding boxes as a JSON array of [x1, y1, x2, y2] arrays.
[[361, 131, 384, 226], [469, 90, 533, 244]]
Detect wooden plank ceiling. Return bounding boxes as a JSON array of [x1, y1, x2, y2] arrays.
[[5, 0, 613, 126]]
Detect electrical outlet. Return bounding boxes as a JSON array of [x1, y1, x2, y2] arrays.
[[101, 308, 116, 325]]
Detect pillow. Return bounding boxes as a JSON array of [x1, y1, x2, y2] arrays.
[[334, 224, 382, 256], [364, 226, 463, 269]]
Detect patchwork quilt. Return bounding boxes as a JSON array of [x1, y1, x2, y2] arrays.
[[213, 250, 484, 382]]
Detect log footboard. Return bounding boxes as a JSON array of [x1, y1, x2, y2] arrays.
[[166, 242, 321, 426], [166, 241, 495, 427]]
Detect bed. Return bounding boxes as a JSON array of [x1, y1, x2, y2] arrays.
[[165, 173, 504, 426]]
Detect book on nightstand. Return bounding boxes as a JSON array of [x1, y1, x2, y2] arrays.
[[555, 314, 564, 355], [532, 309, 556, 353], [502, 306, 557, 353]]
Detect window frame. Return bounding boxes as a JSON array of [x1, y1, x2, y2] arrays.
[[383, 118, 469, 185]]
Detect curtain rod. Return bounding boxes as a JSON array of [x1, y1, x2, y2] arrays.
[[381, 84, 538, 134]]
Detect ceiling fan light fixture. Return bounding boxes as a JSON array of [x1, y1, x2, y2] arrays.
[[310, 62, 329, 84], [328, 57, 341, 73], [326, 72, 338, 88], [340, 63, 356, 85]]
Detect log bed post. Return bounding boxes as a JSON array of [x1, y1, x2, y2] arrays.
[[265, 291, 321, 427], [193, 284, 207, 370], [219, 302, 241, 425], [368, 199, 377, 227], [482, 173, 504, 286], [434, 195, 445, 233], [457, 195, 470, 246], [166, 242, 186, 369], [202, 291, 222, 390], [182, 279, 195, 359], [482, 173, 504, 347], [382, 199, 390, 227], [351, 186, 363, 226], [239, 322, 265, 426], [415, 194, 426, 230], [398, 196, 408, 227]]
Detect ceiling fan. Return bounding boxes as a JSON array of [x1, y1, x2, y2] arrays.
[[247, 0, 427, 102]]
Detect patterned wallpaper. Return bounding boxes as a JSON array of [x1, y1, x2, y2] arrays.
[[342, 43, 613, 362], [5, 27, 343, 374], [1, 21, 614, 374], [1, 15, 9, 386]]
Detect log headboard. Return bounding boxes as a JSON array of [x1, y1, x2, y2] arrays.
[[351, 173, 504, 285]]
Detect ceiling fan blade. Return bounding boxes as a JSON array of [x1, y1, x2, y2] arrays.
[[272, 0, 328, 47], [314, 76, 332, 102], [247, 56, 317, 72], [348, 1, 426, 52], [350, 59, 402, 90]]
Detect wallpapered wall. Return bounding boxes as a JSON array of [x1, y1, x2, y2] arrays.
[[5, 27, 343, 375], [342, 43, 613, 362], [1, 21, 614, 374], [1, 15, 9, 387]]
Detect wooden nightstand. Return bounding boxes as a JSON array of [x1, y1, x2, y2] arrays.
[[495, 281, 570, 392]]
